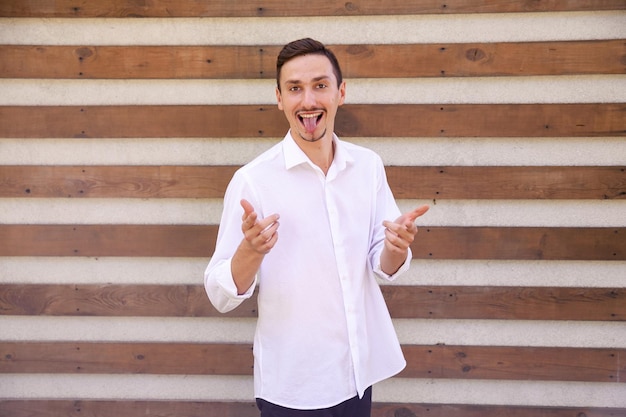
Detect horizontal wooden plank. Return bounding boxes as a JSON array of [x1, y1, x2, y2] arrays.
[[0, 104, 623, 138], [2, 165, 622, 200], [1, 342, 623, 383], [1, 284, 623, 321], [0, 225, 623, 260], [1, 0, 623, 17], [1, 401, 624, 417], [2, 41, 623, 79]]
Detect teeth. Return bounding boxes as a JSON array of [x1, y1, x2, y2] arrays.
[[300, 113, 321, 118]]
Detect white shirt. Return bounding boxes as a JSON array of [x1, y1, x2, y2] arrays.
[[204, 132, 410, 409]]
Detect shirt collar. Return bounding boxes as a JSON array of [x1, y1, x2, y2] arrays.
[[282, 130, 354, 172]]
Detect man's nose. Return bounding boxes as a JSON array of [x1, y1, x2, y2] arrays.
[[302, 88, 316, 107]]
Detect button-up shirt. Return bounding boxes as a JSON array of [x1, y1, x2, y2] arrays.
[[204, 132, 410, 409]]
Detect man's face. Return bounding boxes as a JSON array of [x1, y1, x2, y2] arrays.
[[276, 54, 346, 143]]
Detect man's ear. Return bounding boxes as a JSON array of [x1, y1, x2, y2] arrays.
[[276, 87, 284, 110], [338, 81, 346, 106]]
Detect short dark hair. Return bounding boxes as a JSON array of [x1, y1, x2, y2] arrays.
[[276, 38, 343, 91]]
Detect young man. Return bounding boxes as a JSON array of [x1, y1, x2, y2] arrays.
[[204, 38, 429, 416]]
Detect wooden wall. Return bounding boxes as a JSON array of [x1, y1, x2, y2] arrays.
[[1, 1, 625, 416]]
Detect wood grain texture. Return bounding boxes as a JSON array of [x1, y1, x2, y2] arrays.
[[1, 284, 623, 321], [1, 104, 624, 138], [0, 225, 623, 260], [1, 0, 624, 17], [1, 401, 624, 417], [2, 165, 623, 199], [2, 41, 624, 79], [1, 342, 623, 383]]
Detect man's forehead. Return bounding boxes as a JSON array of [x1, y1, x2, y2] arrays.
[[279, 55, 336, 84]]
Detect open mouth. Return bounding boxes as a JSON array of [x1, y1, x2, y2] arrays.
[[298, 112, 323, 133]]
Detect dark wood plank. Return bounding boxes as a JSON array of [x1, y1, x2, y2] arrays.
[[0, 104, 623, 138], [0, 166, 239, 199], [2, 41, 624, 79], [0, 283, 258, 318], [1, 0, 623, 17], [1, 400, 624, 417], [373, 403, 626, 417], [3, 165, 623, 200], [1, 342, 623, 383], [399, 345, 625, 382], [383, 286, 626, 321], [1, 284, 623, 321], [414, 227, 625, 261], [387, 166, 626, 200], [0, 225, 623, 260], [0, 224, 218, 257], [0, 342, 254, 375]]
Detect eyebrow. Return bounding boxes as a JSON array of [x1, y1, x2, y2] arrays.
[[284, 75, 332, 85]]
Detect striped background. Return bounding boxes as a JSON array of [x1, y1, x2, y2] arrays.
[[0, 2, 625, 416]]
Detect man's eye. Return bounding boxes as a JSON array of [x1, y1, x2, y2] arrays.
[[289, 86, 300, 92], [317, 84, 327, 89]]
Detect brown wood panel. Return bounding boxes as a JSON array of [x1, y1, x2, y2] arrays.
[[1, 104, 624, 138], [414, 227, 625, 261], [2, 165, 623, 200], [383, 286, 626, 321], [0, 165, 239, 199], [0, 225, 623, 260], [1, 401, 624, 417], [399, 345, 624, 382], [0, 342, 254, 375], [2, 41, 624, 79], [1, 342, 623, 383], [1, 284, 623, 321], [1, 0, 623, 17]]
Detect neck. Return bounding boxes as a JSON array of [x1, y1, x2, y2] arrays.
[[293, 131, 335, 175]]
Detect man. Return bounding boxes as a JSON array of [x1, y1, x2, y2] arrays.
[[204, 38, 429, 416]]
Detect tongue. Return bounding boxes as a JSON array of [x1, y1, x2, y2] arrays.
[[302, 116, 318, 133]]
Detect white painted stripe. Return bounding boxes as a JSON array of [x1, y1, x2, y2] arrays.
[[0, 374, 254, 401], [2, 137, 625, 166], [1, 316, 624, 348], [1, 76, 624, 105], [1, 12, 624, 45], [2, 258, 624, 288], [375, 378, 626, 407], [1, 198, 624, 227], [1, 374, 623, 407]]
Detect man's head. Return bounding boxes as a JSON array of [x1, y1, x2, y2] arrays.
[[275, 38, 346, 143], [276, 38, 343, 92]]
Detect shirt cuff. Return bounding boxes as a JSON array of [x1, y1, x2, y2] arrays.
[[374, 250, 412, 281], [217, 262, 257, 299]]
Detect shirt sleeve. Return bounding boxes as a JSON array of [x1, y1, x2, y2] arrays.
[[204, 169, 258, 313], [369, 153, 412, 282]]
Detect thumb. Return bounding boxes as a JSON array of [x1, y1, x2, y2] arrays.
[[240, 199, 255, 216]]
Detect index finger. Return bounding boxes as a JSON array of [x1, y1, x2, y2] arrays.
[[406, 204, 430, 223]]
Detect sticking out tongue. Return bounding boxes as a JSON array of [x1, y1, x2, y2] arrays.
[[302, 114, 319, 133]]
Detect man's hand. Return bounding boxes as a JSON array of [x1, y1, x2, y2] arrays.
[[380, 204, 429, 275], [231, 199, 280, 295], [240, 199, 280, 254]]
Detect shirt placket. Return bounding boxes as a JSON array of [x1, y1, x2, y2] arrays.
[[322, 173, 362, 389]]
